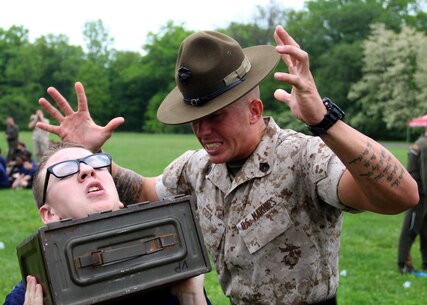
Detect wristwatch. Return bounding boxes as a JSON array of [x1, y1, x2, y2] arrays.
[[306, 97, 345, 136]]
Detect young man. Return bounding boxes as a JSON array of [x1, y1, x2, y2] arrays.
[[4, 143, 210, 305], [36, 26, 418, 305]]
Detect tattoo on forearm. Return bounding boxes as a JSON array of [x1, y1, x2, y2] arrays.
[[349, 142, 404, 187], [113, 167, 144, 206]]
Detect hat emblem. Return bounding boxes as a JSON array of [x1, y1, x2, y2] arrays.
[[178, 66, 192, 85]]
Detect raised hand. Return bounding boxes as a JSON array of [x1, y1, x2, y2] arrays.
[[37, 82, 125, 152], [273, 25, 325, 126]]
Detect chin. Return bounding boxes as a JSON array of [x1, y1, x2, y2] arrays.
[[207, 154, 228, 164]]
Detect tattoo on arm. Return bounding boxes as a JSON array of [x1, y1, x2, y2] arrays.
[[113, 167, 144, 206], [349, 142, 404, 187]]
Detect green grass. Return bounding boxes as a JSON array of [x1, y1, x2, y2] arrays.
[[1, 133, 426, 304]]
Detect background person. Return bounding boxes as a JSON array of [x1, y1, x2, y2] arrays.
[[0, 147, 11, 188], [397, 126, 427, 273], [28, 109, 50, 164], [5, 116, 19, 163], [3, 142, 211, 305], [9, 151, 37, 189], [36, 26, 418, 305]]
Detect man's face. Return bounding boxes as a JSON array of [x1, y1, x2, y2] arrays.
[[191, 99, 255, 164], [41, 147, 123, 221]]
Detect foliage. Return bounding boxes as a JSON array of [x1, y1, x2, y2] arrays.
[[284, 0, 425, 140], [348, 23, 427, 137], [142, 22, 194, 133], [0, 0, 426, 141]]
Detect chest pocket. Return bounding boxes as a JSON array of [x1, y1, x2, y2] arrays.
[[236, 197, 291, 254]]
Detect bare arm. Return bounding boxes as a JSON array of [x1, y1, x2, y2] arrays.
[[112, 162, 159, 205], [273, 25, 418, 214], [322, 122, 415, 214], [171, 275, 208, 305]]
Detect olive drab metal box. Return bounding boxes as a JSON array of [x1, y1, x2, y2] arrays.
[[16, 195, 211, 305]]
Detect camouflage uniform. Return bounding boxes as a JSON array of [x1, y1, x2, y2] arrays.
[[156, 118, 353, 305], [29, 114, 50, 163], [398, 135, 427, 270], [5, 123, 19, 163]]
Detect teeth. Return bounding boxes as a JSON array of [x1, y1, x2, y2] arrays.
[[205, 143, 221, 149], [88, 186, 100, 193]]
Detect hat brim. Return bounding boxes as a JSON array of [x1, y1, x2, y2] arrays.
[[157, 45, 280, 125]]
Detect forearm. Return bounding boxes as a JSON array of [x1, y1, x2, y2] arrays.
[[175, 291, 208, 305], [112, 162, 159, 205], [321, 120, 418, 213], [172, 275, 208, 305]]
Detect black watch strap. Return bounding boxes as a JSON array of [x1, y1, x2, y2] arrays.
[[306, 98, 345, 136]]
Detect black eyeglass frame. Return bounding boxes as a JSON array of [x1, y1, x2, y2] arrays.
[[41, 153, 112, 205]]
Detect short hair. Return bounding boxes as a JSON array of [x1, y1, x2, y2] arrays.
[[33, 142, 89, 209]]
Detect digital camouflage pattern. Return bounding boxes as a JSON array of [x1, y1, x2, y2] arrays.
[[156, 118, 351, 305]]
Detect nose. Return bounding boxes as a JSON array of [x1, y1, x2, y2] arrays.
[[77, 163, 96, 181]]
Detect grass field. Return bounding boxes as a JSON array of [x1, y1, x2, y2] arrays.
[[1, 132, 426, 305]]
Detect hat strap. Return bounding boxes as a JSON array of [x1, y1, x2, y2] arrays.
[[183, 57, 251, 107]]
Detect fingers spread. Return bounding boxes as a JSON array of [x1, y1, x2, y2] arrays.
[[75, 82, 89, 112], [105, 117, 125, 132], [274, 72, 304, 91], [276, 45, 308, 68], [274, 89, 291, 105], [275, 25, 300, 48], [39, 98, 64, 123], [46, 87, 74, 116]]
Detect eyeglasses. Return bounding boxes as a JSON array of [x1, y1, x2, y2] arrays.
[[42, 153, 112, 204]]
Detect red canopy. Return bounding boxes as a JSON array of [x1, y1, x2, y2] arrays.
[[408, 114, 427, 127]]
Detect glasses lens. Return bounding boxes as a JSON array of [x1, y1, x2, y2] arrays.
[[51, 161, 79, 178], [85, 154, 111, 169]]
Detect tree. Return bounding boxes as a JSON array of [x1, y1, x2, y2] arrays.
[[348, 23, 427, 138], [142, 22, 194, 133], [78, 20, 113, 125], [33, 34, 85, 104], [0, 26, 43, 128], [284, 0, 423, 123]]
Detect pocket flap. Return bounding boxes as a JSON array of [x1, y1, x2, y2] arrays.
[[237, 198, 291, 254]]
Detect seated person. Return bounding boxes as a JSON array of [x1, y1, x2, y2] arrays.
[[8, 152, 37, 189], [0, 148, 6, 168], [0, 148, 10, 189], [3, 142, 211, 305]]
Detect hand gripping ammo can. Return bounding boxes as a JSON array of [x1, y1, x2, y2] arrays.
[[16, 195, 211, 305]]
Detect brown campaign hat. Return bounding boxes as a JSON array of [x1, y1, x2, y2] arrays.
[[157, 30, 280, 125]]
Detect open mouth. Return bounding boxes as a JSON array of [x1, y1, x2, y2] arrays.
[[87, 182, 103, 194], [88, 186, 100, 193]]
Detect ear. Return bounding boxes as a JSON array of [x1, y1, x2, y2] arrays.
[[39, 204, 60, 224], [248, 99, 263, 123]]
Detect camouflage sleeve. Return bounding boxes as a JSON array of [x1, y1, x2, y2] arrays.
[[316, 155, 360, 212], [156, 150, 199, 199]]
